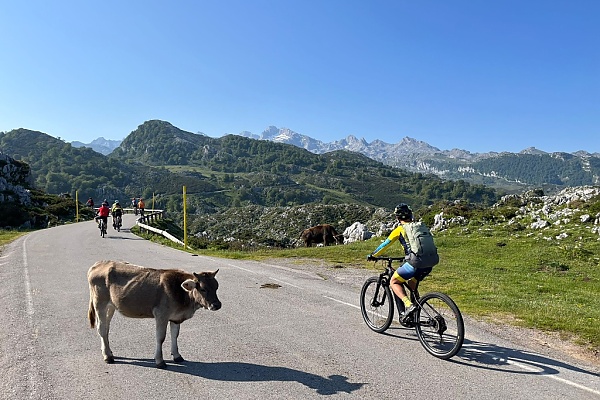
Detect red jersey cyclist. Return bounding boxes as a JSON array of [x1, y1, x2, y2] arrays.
[[95, 200, 110, 229]]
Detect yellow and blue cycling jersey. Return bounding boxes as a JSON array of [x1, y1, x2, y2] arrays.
[[371, 224, 433, 282], [371, 225, 410, 257]]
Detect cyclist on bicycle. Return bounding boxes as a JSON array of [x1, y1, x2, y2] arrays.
[[367, 203, 439, 322], [95, 200, 110, 229], [111, 200, 123, 230]]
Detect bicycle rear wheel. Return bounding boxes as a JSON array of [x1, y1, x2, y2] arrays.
[[360, 277, 394, 333], [414, 292, 464, 359]]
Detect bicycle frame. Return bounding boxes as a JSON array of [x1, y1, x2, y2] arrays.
[[373, 259, 421, 309], [368, 257, 449, 327]]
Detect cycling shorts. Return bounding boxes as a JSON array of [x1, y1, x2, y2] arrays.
[[393, 262, 432, 283]]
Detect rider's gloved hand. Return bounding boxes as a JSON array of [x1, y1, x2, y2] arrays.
[[366, 254, 375, 261]]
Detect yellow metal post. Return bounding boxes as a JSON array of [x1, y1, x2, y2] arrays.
[[76, 191, 79, 222], [183, 186, 187, 249]]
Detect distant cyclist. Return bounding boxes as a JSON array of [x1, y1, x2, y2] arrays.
[[111, 200, 123, 230], [95, 200, 110, 230], [86, 197, 94, 209]]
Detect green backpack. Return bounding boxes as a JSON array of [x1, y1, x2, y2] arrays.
[[404, 221, 438, 259]]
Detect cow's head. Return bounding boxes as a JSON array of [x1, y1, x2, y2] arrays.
[[181, 270, 221, 311]]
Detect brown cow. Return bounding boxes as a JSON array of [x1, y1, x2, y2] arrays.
[[299, 224, 344, 247], [87, 260, 221, 368]]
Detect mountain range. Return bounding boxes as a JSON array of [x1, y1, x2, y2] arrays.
[[0, 121, 498, 217], [72, 125, 600, 189], [71, 137, 122, 155]]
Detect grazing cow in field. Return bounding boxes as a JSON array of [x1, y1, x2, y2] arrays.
[[87, 260, 221, 368], [299, 224, 344, 247]]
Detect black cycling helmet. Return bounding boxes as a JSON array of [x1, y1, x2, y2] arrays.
[[115, 200, 119, 204], [394, 203, 413, 221]]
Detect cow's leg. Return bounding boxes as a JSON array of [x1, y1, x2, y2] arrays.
[[169, 321, 184, 362], [94, 301, 114, 363], [154, 316, 168, 368], [104, 304, 116, 357]]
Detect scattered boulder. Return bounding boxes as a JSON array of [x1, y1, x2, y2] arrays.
[[530, 219, 549, 229], [343, 222, 373, 244]]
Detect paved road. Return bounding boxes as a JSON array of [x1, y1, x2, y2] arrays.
[[1, 215, 599, 399]]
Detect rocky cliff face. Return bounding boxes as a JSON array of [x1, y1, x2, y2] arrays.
[[0, 153, 89, 229], [0, 153, 32, 206]]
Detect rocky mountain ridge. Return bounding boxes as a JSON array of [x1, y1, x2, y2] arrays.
[[240, 126, 600, 159], [66, 122, 600, 189], [238, 126, 600, 189]]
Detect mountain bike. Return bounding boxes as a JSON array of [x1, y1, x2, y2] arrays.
[[98, 219, 107, 238], [360, 256, 464, 359], [113, 214, 122, 232]]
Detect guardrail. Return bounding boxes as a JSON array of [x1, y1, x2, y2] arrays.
[[134, 209, 185, 247]]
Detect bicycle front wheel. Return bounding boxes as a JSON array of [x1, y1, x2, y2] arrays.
[[415, 292, 464, 359], [360, 277, 394, 333]]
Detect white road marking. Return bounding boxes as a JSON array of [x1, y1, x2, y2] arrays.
[[257, 261, 323, 278], [22, 237, 34, 316], [323, 295, 360, 310], [489, 354, 600, 396], [224, 262, 258, 274], [21, 235, 38, 398]]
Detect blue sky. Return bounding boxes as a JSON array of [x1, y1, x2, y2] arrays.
[[1, 0, 598, 153]]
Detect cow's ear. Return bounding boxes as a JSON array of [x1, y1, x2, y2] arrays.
[[181, 279, 197, 292]]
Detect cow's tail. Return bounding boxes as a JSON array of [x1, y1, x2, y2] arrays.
[[88, 290, 96, 329]]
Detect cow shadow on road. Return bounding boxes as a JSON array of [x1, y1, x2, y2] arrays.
[[113, 357, 364, 395]]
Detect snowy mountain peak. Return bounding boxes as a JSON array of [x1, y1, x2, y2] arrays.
[[71, 137, 122, 155]]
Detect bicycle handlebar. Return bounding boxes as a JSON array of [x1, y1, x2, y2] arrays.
[[367, 256, 405, 262]]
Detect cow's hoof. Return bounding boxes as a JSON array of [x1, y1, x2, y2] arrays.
[[173, 356, 185, 363], [156, 361, 168, 369], [104, 356, 115, 364]]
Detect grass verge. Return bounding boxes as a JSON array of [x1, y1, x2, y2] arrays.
[[0, 230, 29, 247]]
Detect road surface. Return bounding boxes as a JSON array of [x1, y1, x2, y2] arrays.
[[0, 215, 599, 399]]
